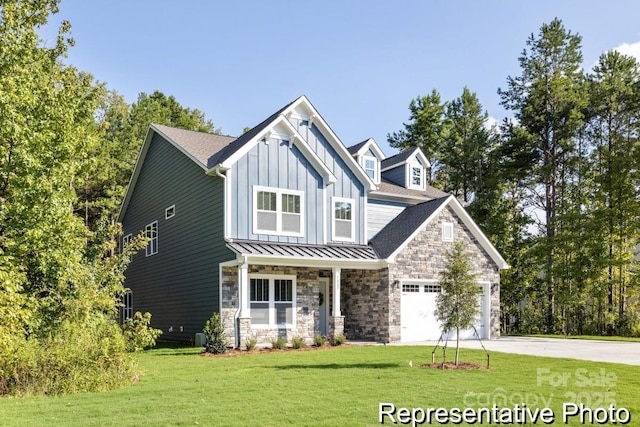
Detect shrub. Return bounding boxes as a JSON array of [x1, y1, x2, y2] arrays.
[[121, 312, 162, 352], [0, 315, 134, 396], [271, 336, 287, 350], [333, 334, 347, 346], [245, 336, 257, 351], [292, 336, 305, 349], [203, 312, 228, 354], [313, 335, 327, 347]]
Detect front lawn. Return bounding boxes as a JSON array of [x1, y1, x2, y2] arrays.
[[1, 345, 638, 426]]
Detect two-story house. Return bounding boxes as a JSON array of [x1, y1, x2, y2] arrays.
[[118, 95, 507, 347]]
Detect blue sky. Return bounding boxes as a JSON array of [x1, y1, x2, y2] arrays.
[[50, 1, 640, 156]]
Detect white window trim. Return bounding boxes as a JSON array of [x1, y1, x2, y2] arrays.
[[407, 162, 425, 190], [362, 154, 379, 183], [145, 221, 158, 256], [442, 222, 454, 242], [165, 205, 175, 220], [252, 186, 305, 238], [249, 274, 297, 328], [122, 233, 133, 261], [331, 196, 356, 242]]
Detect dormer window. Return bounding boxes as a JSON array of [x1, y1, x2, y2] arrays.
[[408, 160, 425, 190], [363, 155, 378, 181], [411, 166, 423, 187]]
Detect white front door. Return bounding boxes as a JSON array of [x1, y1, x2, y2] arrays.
[[319, 278, 329, 336]]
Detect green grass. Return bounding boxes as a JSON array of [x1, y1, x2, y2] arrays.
[[1, 345, 639, 426], [516, 334, 640, 342]]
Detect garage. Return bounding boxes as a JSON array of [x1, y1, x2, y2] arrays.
[[400, 280, 490, 342]]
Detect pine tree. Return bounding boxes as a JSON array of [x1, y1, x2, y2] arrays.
[[499, 18, 587, 332]]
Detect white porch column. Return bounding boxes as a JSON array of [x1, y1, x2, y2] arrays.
[[332, 267, 341, 316], [238, 261, 250, 317]]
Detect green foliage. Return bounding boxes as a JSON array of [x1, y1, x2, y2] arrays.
[[387, 89, 447, 181], [244, 336, 257, 351], [271, 336, 287, 350], [203, 313, 228, 354], [77, 89, 220, 230], [436, 243, 481, 365], [332, 334, 346, 346], [0, 315, 133, 396], [121, 311, 162, 352], [313, 335, 327, 347], [0, 1, 140, 395], [291, 336, 304, 349]]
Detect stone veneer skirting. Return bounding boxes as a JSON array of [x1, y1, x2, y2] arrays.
[[221, 265, 335, 347], [387, 205, 501, 340], [221, 205, 501, 346]]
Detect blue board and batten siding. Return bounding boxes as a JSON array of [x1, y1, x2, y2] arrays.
[[302, 122, 366, 245], [383, 165, 406, 187], [229, 138, 324, 244], [229, 120, 367, 245], [122, 133, 234, 342]]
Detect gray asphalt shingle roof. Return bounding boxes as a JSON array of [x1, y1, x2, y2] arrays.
[[381, 147, 419, 170], [346, 139, 369, 155], [152, 124, 236, 168], [369, 196, 451, 259], [372, 178, 448, 200]]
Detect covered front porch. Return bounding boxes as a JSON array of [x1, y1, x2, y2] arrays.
[[220, 241, 385, 348]]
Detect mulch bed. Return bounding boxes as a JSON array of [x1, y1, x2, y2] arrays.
[[421, 361, 488, 370], [200, 344, 352, 357]]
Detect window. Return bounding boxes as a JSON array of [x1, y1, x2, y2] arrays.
[[442, 222, 454, 242], [332, 197, 354, 241], [425, 285, 442, 293], [145, 221, 158, 256], [253, 186, 304, 237], [402, 284, 420, 293], [121, 290, 132, 323], [250, 276, 295, 326], [122, 233, 133, 261], [363, 155, 378, 181], [410, 165, 423, 188], [165, 205, 175, 219]]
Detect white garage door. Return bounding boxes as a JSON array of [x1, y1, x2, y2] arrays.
[[400, 281, 490, 342]]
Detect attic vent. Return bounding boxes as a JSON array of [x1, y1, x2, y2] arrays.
[[442, 222, 454, 242]]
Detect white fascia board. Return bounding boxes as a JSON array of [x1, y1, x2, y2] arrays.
[[356, 138, 385, 160], [284, 96, 377, 192], [118, 125, 208, 223], [283, 119, 337, 185], [215, 115, 336, 186], [368, 191, 430, 204], [386, 195, 454, 262], [380, 148, 431, 172], [385, 195, 509, 270], [447, 197, 509, 270], [413, 149, 431, 168]]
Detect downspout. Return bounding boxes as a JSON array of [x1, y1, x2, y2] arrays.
[[215, 167, 242, 347]]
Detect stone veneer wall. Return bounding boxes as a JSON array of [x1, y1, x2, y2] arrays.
[[388, 205, 501, 341], [221, 265, 324, 347], [341, 268, 390, 342]]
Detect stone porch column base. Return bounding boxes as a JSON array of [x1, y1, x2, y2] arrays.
[[237, 317, 251, 349], [329, 316, 345, 339]]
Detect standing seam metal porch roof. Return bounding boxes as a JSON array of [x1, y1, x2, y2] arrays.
[[227, 240, 379, 261]]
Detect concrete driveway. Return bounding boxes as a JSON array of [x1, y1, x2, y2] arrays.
[[422, 336, 640, 365]]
